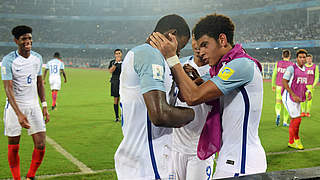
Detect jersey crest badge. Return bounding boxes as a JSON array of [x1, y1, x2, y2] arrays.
[[152, 64, 164, 80], [218, 66, 234, 80]]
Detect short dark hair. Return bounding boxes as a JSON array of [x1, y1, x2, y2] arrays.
[[54, 52, 60, 58], [193, 13, 235, 45], [306, 54, 312, 58], [154, 14, 190, 40], [296, 49, 308, 57], [282, 49, 291, 58], [114, 49, 122, 54], [11, 25, 32, 39]]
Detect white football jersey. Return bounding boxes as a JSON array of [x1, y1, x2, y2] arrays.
[[210, 58, 267, 175], [173, 56, 211, 155], [46, 58, 64, 81], [115, 44, 175, 180], [1, 50, 43, 106]]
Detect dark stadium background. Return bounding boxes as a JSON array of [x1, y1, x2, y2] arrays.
[[0, 0, 319, 69]]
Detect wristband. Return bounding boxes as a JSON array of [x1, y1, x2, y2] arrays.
[[41, 102, 47, 107], [166, 55, 180, 68]]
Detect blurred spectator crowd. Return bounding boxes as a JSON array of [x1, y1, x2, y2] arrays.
[[1, 9, 319, 46], [0, 0, 319, 66]]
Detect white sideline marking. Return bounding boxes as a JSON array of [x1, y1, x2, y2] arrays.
[[0, 169, 114, 180], [46, 136, 94, 173], [37, 169, 114, 179]]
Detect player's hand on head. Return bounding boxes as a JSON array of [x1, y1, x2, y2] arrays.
[[43, 107, 50, 123], [150, 32, 178, 59], [18, 113, 30, 129]]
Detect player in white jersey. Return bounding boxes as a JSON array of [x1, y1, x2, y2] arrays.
[[1, 25, 50, 180], [43, 52, 67, 110], [173, 34, 214, 180], [150, 13, 267, 179], [114, 14, 194, 180]]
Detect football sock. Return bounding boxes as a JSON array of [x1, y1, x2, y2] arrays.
[[114, 104, 119, 118], [293, 117, 302, 140], [275, 102, 281, 116], [26, 148, 45, 178], [8, 144, 21, 180], [52, 91, 57, 107], [288, 119, 295, 144]]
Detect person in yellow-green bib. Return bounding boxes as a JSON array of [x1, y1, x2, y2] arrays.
[[271, 50, 293, 126], [301, 54, 319, 117]]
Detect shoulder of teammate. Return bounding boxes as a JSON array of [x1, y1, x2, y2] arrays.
[[133, 44, 166, 94], [133, 44, 165, 72], [1, 51, 16, 64], [45, 59, 53, 69], [283, 65, 294, 80], [58, 59, 65, 69], [30, 50, 43, 62], [1, 51, 17, 80], [210, 58, 255, 95], [31, 51, 43, 76]]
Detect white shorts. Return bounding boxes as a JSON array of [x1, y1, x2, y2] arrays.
[[49, 78, 61, 90], [115, 134, 174, 180], [172, 151, 214, 180], [3, 103, 46, 136], [282, 90, 301, 118]]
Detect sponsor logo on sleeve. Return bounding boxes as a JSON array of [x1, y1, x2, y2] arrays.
[[152, 64, 164, 80], [218, 66, 234, 80]]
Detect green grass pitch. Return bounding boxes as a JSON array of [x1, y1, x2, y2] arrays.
[[0, 68, 319, 179]]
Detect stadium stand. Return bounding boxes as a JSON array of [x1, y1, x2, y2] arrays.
[[0, 0, 319, 67]]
